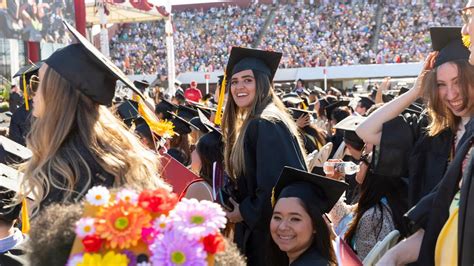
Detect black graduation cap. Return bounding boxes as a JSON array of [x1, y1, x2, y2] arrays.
[[358, 96, 375, 108], [189, 117, 210, 134], [0, 136, 33, 164], [225, 47, 282, 80], [155, 99, 178, 117], [430, 26, 470, 68], [273, 167, 348, 213], [325, 100, 350, 120], [288, 107, 315, 120], [13, 62, 43, 80], [168, 112, 199, 135], [116, 100, 139, 127], [133, 80, 149, 92], [134, 118, 155, 144], [177, 105, 198, 121], [44, 21, 144, 105], [197, 109, 221, 135]]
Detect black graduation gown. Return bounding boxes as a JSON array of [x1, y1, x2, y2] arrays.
[[8, 101, 32, 146], [405, 118, 474, 265], [234, 117, 307, 266], [379, 113, 451, 207], [41, 132, 115, 208], [290, 245, 328, 266], [0, 241, 29, 266]]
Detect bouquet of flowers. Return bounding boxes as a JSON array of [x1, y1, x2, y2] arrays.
[[67, 186, 227, 266]]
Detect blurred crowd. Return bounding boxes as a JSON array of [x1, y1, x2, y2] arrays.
[[109, 1, 464, 75]]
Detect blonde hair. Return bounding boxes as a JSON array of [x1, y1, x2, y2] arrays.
[[222, 70, 306, 179], [423, 60, 474, 136], [21, 66, 169, 211]]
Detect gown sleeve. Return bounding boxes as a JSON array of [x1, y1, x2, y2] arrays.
[[375, 113, 426, 177]]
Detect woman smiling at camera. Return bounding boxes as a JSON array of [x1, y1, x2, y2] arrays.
[[268, 167, 347, 266], [221, 47, 307, 265]]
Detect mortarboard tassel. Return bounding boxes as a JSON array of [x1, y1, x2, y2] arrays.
[[214, 73, 226, 125], [21, 198, 30, 234], [463, 34, 471, 49], [22, 74, 29, 111]]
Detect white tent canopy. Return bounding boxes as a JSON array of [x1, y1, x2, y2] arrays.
[[85, 0, 227, 25]]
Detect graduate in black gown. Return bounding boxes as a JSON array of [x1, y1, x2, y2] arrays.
[[20, 21, 169, 211], [268, 167, 347, 266], [376, 26, 474, 265], [221, 47, 307, 265]]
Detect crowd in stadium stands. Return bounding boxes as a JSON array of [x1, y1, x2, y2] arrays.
[[375, 1, 463, 64], [109, 1, 463, 75], [259, 2, 376, 67]]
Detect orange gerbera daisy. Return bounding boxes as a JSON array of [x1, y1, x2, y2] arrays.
[[95, 201, 152, 249]]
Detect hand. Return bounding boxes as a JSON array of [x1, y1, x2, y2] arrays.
[[225, 198, 243, 223], [380, 77, 391, 92], [296, 114, 310, 128], [412, 51, 439, 98], [326, 159, 345, 180]]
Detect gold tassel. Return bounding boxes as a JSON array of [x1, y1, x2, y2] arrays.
[[22, 75, 29, 111], [463, 35, 471, 49], [214, 73, 226, 125], [21, 198, 30, 234]]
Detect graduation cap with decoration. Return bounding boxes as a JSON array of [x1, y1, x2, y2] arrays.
[[271, 166, 348, 214], [431, 26, 470, 68], [333, 115, 366, 151]]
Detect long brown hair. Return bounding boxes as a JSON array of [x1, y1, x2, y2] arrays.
[[423, 60, 474, 136], [222, 70, 305, 179], [21, 66, 169, 211]]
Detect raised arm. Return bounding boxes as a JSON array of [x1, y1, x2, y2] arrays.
[[356, 52, 438, 145]]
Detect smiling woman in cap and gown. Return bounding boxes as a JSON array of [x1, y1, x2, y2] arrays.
[[373, 26, 474, 265], [20, 21, 169, 211], [268, 166, 348, 266], [221, 47, 307, 265], [357, 27, 474, 208]]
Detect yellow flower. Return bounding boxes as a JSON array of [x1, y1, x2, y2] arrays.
[[138, 100, 175, 138], [150, 119, 175, 138], [78, 251, 128, 266]]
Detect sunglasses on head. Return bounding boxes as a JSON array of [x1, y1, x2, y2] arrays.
[[460, 6, 474, 24], [29, 75, 40, 93]]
